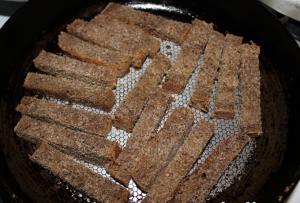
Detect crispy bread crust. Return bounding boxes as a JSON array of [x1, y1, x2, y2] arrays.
[[170, 134, 250, 202], [67, 19, 149, 68], [162, 19, 213, 94], [143, 120, 215, 203], [15, 116, 121, 166], [16, 96, 112, 137], [58, 32, 131, 77], [132, 107, 194, 192], [91, 14, 161, 57], [239, 42, 262, 137], [106, 88, 172, 186], [113, 54, 171, 132], [23, 72, 116, 111], [211, 34, 243, 119], [30, 143, 129, 203], [33, 50, 117, 89], [189, 31, 226, 111], [101, 2, 191, 45]]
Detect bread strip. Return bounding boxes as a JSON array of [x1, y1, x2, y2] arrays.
[[180, 18, 214, 50], [16, 96, 112, 137], [67, 19, 149, 68], [33, 50, 117, 89], [132, 107, 194, 192], [210, 34, 243, 119], [30, 143, 129, 203], [239, 42, 262, 137], [101, 2, 191, 45], [58, 32, 131, 77], [189, 31, 226, 111], [106, 88, 172, 186], [142, 120, 215, 203], [23, 72, 116, 111], [170, 134, 250, 203], [113, 54, 171, 132], [90, 14, 161, 57], [15, 116, 121, 166], [162, 19, 213, 94]]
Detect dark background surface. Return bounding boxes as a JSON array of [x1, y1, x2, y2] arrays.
[[0, 1, 27, 202], [0, 0, 28, 16], [1, 1, 27, 202]]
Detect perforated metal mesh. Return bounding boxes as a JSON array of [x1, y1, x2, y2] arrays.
[[43, 37, 255, 202]]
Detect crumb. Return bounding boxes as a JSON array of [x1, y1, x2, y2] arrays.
[[284, 186, 291, 192]]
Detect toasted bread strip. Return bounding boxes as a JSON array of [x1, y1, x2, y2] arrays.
[[239, 42, 262, 137], [101, 2, 191, 45], [162, 19, 213, 94], [181, 18, 214, 50], [15, 116, 121, 166], [16, 96, 112, 137], [211, 34, 243, 119], [142, 120, 215, 203], [113, 54, 171, 132], [170, 134, 250, 203], [132, 107, 194, 192], [67, 19, 149, 68], [30, 143, 130, 203], [106, 88, 172, 186], [161, 47, 201, 94], [58, 32, 131, 77], [189, 31, 226, 111], [90, 14, 161, 57], [33, 50, 117, 89], [23, 72, 116, 111]]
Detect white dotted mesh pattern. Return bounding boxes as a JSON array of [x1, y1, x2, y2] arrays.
[[43, 37, 255, 203]]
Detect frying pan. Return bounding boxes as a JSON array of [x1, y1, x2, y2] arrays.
[[0, 0, 300, 202]]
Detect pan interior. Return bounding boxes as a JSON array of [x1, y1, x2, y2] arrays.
[[1, 1, 291, 203], [32, 3, 261, 202], [42, 36, 255, 202]]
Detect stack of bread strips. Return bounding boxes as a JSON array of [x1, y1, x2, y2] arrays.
[[67, 19, 149, 68], [106, 88, 172, 185], [142, 120, 215, 203], [132, 107, 194, 192], [33, 50, 117, 89], [23, 73, 116, 112], [239, 42, 262, 137], [113, 54, 171, 132], [101, 2, 191, 45], [58, 32, 131, 77], [189, 31, 226, 111], [15, 116, 121, 166], [90, 14, 161, 57], [162, 19, 213, 94], [170, 134, 251, 202], [16, 97, 112, 137], [30, 143, 129, 203], [210, 34, 243, 119]]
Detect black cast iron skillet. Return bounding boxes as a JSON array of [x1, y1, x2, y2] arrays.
[[1, 0, 300, 202]]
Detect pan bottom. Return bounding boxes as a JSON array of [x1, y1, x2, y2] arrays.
[[38, 37, 256, 202]]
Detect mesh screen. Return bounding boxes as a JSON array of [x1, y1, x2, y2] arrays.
[[43, 37, 255, 203]]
